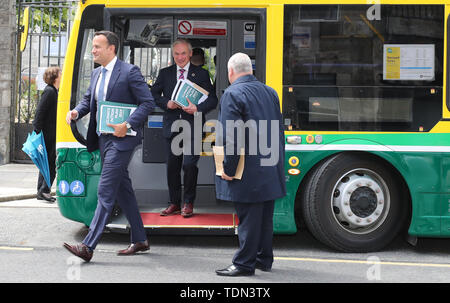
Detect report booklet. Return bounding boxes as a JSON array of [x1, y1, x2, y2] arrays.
[[97, 100, 137, 136], [171, 79, 209, 107]]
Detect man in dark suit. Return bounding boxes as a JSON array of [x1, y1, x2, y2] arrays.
[[63, 31, 155, 262], [215, 53, 286, 276], [151, 39, 218, 218]]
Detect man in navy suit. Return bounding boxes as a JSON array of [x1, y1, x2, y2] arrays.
[[63, 31, 155, 262], [151, 39, 218, 218], [215, 53, 286, 276]]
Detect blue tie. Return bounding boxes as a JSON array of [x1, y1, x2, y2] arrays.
[[96, 68, 107, 135], [98, 67, 107, 102]]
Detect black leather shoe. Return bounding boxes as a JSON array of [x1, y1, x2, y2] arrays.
[[256, 262, 272, 272], [215, 264, 254, 277], [37, 192, 55, 202]]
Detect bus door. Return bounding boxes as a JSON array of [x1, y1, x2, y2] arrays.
[[102, 8, 266, 233]]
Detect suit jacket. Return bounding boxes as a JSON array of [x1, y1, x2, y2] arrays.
[[151, 64, 218, 139], [33, 84, 57, 148], [215, 75, 286, 203], [74, 59, 155, 152]]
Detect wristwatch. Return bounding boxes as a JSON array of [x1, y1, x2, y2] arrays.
[[125, 122, 132, 129]]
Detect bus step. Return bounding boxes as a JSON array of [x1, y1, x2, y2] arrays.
[[141, 212, 238, 229], [106, 212, 239, 235]]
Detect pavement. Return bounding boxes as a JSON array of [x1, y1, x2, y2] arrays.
[[0, 163, 56, 202]]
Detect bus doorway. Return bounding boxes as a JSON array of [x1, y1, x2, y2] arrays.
[[101, 10, 266, 233]]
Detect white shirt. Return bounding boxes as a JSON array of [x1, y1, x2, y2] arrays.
[[95, 56, 118, 101], [177, 62, 190, 80]]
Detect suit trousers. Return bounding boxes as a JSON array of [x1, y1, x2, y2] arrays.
[[83, 135, 146, 250], [232, 200, 275, 271], [165, 137, 200, 205]]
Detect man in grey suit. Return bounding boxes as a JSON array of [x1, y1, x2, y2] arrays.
[[215, 53, 286, 276]]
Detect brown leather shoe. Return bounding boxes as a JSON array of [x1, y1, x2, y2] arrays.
[[160, 204, 181, 216], [63, 243, 93, 262], [117, 240, 150, 256], [181, 202, 194, 218]]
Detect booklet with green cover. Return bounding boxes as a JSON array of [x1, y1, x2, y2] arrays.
[[97, 100, 137, 136], [171, 79, 209, 108]]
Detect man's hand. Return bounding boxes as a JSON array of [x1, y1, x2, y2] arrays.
[[221, 172, 233, 181], [167, 100, 180, 110], [182, 98, 197, 115], [66, 110, 78, 125], [107, 122, 128, 138]]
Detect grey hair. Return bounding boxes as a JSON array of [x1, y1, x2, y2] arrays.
[[227, 52, 253, 74], [172, 38, 192, 52]]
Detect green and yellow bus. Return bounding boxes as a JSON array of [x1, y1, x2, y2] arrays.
[[55, 0, 450, 252]]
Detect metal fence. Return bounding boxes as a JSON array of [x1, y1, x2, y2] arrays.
[[13, 0, 77, 161]]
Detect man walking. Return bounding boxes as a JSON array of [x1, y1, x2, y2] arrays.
[[151, 39, 217, 218], [215, 53, 286, 276], [63, 31, 155, 262]]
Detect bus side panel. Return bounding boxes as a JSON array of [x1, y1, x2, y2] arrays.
[[440, 154, 450, 236], [56, 148, 101, 226], [395, 151, 444, 237], [273, 151, 301, 234], [273, 148, 338, 234], [281, 133, 449, 238]]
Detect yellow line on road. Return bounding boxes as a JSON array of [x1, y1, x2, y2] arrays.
[[0, 246, 34, 251], [275, 257, 450, 269]]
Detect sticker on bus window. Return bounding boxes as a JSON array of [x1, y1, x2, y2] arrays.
[[178, 20, 227, 36], [244, 22, 256, 49], [148, 115, 163, 128], [244, 35, 255, 49], [383, 44, 435, 81]]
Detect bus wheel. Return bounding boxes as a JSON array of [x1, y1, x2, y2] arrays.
[[302, 153, 407, 252]]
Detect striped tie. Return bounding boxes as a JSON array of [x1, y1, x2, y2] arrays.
[[179, 68, 185, 80]]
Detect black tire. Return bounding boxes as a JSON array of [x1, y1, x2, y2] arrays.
[[301, 152, 407, 252]]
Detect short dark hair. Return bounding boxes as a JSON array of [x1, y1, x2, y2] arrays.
[[94, 30, 119, 54], [192, 48, 204, 58]]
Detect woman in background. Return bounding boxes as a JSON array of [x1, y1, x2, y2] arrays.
[[33, 66, 61, 202]]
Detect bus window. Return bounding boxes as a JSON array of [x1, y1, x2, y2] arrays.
[[70, 5, 104, 143], [283, 4, 444, 132], [124, 16, 173, 86], [74, 29, 95, 139]]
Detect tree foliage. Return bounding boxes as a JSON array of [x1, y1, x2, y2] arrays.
[[17, 0, 77, 35]]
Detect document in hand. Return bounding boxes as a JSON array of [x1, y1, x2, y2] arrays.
[[171, 79, 209, 107], [212, 146, 245, 180], [97, 100, 137, 136]]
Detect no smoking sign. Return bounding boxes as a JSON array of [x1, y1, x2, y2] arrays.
[[178, 20, 227, 36], [178, 20, 193, 35]]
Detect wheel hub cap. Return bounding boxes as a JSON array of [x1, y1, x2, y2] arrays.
[[332, 170, 388, 232]]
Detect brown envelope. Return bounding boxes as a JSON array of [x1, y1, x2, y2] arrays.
[[212, 146, 245, 180]]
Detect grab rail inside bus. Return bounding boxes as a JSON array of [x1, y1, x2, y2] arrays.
[[70, 120, 87, 147]]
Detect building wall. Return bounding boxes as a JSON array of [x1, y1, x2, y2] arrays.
[[0, 0, 15, 164]]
